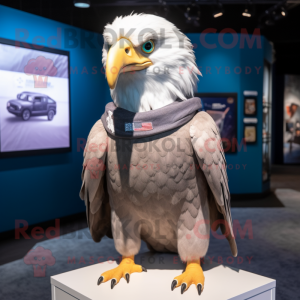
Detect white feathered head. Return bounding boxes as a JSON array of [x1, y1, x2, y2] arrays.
[[102, 13, 201, 112]]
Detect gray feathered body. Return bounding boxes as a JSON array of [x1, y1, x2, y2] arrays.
[[80, 112, 237, 261]]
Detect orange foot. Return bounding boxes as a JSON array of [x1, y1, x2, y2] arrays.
[[171, 259, 205, 295], [97, 255, 146, 289]]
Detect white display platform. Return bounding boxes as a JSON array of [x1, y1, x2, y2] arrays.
[[51, 253, 276, 300]]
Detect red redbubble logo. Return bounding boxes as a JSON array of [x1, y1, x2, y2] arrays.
[[24, 56, 57, 88], [23, 246, 56, 277], [84, 157, 106, 179]]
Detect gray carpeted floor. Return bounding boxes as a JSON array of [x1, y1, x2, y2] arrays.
[[0, 188, 299, 300]]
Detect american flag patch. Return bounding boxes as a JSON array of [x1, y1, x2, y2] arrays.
[[125, 122, 153, 132]]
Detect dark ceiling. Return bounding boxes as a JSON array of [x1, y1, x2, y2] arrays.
[[1, 0, 299, 73]]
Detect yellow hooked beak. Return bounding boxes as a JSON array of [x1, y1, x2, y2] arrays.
[[106, 38, 153, 89]]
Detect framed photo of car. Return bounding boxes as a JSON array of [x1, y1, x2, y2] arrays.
[[0, 37, 71, 158], [244, 96, 257, 116]]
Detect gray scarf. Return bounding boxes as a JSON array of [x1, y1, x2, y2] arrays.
[[101, 97, 202, 139]]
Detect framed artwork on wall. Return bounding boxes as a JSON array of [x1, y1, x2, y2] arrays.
[[195, 93, 237, 154], [244, 96, 257, 116], [283, 74, 300, 164], [244, 124, 257, 144], [0, 37, 71, 158], [262, 61, 272, 181]]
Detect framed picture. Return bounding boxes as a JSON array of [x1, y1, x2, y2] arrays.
[[262, 141, 270, 182], [283, 74, 300, 164], [0, 37, 71, 158], [244, 124, 257, 144], [195, 93, 237, 154], [244, 96, 257, 116]]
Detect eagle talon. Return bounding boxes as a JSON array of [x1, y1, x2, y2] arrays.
[[172, 259, 205, 295], [98, 256, 144, 287], [171, 280, 177, 291], [111, 278, 117, 289], [197, 284, 202, 295], [181, 283, 187, 294], [97, 276, 104, 285]]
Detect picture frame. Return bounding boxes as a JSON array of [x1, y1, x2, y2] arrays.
[[244, 96, 257, 116], [0, 37, 71, 158], [195, 93, 238, 154], [244, 124, 257, 144]]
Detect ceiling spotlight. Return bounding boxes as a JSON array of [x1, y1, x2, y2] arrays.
[[213, 3, 223, 18], [74, 0, 90, 8], [242, 8, 251, 17], [281, 7, 287, 16], [273, 6, 288, 21], [214, 12, 223, 18]]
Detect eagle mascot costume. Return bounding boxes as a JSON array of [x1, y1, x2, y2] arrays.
[[80, 13, 237, 296]]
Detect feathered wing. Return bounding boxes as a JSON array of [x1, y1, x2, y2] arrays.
[[190, 111, 238, 257], [79, 120, 112, 242]]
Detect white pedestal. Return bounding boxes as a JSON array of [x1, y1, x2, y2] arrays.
[[51, 253, 276, 300]]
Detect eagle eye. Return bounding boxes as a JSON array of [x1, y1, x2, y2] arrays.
[[141, 40, 154, 54]]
